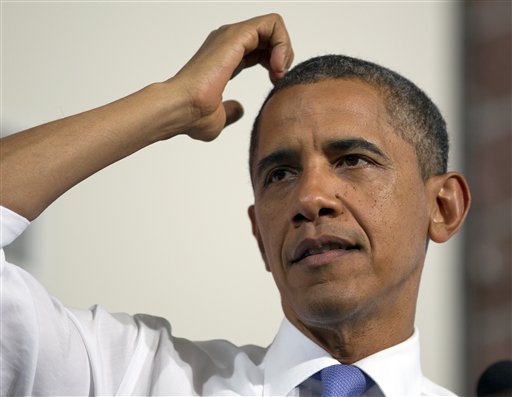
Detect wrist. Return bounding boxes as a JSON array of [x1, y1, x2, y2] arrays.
[[143, 78, 200, 143]]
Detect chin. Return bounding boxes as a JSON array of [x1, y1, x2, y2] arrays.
[[291, 293, 365, 329]]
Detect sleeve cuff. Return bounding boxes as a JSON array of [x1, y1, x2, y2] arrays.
[[1, 206, 30, 248]]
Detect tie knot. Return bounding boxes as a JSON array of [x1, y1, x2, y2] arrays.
[[320, 364, 367, 397]]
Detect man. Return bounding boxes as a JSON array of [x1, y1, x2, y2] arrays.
[[1, 14, 469, 396]]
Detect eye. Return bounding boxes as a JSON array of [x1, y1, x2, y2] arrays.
[[265, 168, 296, 186], [337, 154, 372, 168]]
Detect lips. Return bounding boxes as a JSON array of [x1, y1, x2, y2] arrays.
[[290, 236, 360, 265]]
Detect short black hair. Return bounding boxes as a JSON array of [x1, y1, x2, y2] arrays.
[[249, 54, 449, 182]]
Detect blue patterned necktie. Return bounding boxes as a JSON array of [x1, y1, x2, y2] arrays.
[[319, 364, 367, 397]]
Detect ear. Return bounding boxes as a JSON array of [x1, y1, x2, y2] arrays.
[[248, 205, 270, 272], [426, 172, 471, 243]]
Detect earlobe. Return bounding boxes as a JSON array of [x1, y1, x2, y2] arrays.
[[427, 172, 471, 243], [248, 205, 270, 272]]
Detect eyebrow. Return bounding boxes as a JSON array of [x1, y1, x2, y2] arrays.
[[323, 138, 389, 160], [255, 149, 300, 182]]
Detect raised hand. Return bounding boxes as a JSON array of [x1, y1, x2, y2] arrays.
[[169, 13, 294, 142]]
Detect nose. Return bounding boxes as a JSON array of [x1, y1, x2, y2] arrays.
[[291, 168, 344, 226]]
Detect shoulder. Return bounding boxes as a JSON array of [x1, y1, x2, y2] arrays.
[[70, 306, 267, 394], [72, 305, 266, 359]]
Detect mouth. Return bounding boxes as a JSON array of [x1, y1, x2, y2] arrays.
[[290, 236, 361, 265]]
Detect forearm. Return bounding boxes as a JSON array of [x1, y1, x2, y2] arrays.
[[1, 14, 292, 222], [0, 81, 190, 221]]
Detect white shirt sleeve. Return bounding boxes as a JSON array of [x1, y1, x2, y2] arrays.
[[1, 206, 94, 395], [0, 207, 155, 396], [0, 206, 30, 248], [0, 206, 267, 396]]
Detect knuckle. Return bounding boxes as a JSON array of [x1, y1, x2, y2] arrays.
[[268, 12, 283, 22], [217, 24, 230, 32], [258, 12, 284, 26], [210, 24, 231, 38]]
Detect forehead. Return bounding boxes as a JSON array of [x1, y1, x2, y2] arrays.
[[257, 79, 394, 154]]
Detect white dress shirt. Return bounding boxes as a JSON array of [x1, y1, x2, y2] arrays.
[[1, 206, 456, 396]]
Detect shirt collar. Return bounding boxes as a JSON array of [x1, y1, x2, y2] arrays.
[[263, 318, 423, 397], [354, 328, 423, 397], [263, 318, 338, 396]]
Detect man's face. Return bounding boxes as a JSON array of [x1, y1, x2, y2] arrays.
[[249, 79, 434, 331]]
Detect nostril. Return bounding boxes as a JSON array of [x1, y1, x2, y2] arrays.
[[292, 207, 338, 225], [319, 207, 336, 217], [292, 213, 308, 224]]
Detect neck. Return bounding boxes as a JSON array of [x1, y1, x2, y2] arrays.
[[291, 314, 414, 363], [284, 282, 419, 363]]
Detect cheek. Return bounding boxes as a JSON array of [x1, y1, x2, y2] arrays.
[[352, 177, 428, 262], [376, 189, 428, 272], [255, 200, 288, 268]]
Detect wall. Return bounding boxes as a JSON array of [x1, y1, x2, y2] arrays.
[[463, 1, 512, 394], [2, 1, 463, 393]]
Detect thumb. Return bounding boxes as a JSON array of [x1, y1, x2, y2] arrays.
[[223, 100, 244, 127]]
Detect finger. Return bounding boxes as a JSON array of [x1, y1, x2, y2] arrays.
[[231, 59, 247, 80], [231, 50, 284, 85], [231, 50, 270, 80], [228, 14, 293, 81], [223, 100, 244, 127], [235, 50, 283, 85], [269, 44, 293, 83], [252, 14, 294, 76]]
